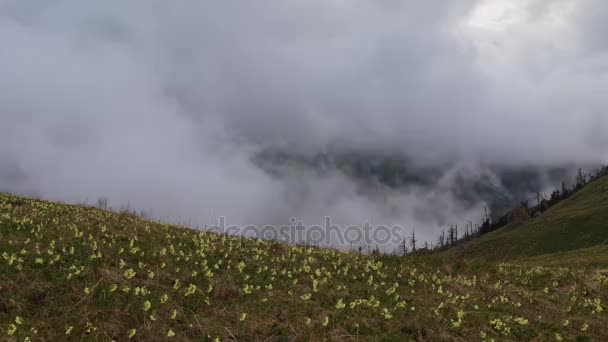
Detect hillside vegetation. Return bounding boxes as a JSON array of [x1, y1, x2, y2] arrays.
[[454, 174, 608, 260], [1, 191, 608, 341]]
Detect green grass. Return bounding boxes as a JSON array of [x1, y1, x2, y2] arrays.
[[453, 175, 608, 261], [1, 190, 608, 341]]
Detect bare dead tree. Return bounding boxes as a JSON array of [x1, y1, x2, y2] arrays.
[[410, 230, 417, 252]]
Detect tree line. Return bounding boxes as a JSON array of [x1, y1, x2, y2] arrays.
[[394, 164, 608, 255]]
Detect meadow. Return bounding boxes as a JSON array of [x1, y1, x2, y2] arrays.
[[1, 192, 607, 341]]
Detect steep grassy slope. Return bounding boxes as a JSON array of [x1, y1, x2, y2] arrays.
[[456, 175, 608, 261], [1, 193, 608, 341]]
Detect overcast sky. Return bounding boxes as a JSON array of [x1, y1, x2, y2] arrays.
[[1, 0, 607, 246]]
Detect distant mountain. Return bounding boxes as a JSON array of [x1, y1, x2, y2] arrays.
[[253, 148, 584, 219]]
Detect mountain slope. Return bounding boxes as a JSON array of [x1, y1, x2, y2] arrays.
[[1, 192, 608, 341], [455, 175, 608, 260]]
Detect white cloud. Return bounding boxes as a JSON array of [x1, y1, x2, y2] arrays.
[[1, 0, 607, 246]]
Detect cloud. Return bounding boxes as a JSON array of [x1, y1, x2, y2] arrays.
[[0, 0, 607, 246]]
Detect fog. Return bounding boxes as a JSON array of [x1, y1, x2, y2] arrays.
[[1, 0, 607, 247]]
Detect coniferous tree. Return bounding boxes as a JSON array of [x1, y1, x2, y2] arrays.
[[575, 168, 588, 190], [448, 225, 455, 245], [410, 230, 417, 252], [437, 230, 445, 248], [396, 237, 409, 256]]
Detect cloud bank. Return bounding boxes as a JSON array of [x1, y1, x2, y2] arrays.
[[1, 0, 607, 245]]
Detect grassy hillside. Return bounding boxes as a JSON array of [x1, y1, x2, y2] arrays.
[[1, 193, 608, 341], [454, 175, 608, 261]]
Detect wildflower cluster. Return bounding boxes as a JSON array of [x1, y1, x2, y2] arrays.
[[0, 193, 607, 340]]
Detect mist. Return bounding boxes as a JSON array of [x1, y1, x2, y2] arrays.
[[1, 0, 607, 247]]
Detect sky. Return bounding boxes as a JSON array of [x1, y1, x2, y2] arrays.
[[1, 0, 607, 247]]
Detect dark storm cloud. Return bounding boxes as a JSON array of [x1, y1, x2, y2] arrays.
[[1, 0, 607, 245]]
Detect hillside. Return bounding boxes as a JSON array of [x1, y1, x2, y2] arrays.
[[454, 175, 608, 261], [1, 193, 608, 341]]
